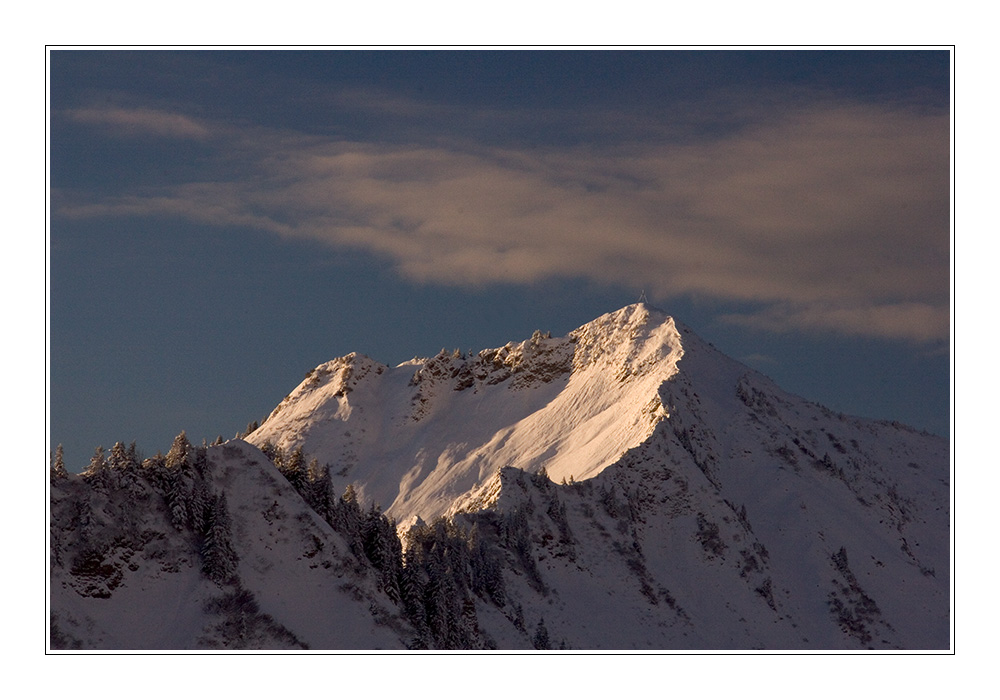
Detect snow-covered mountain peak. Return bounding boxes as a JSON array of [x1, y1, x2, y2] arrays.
[[568, 302, 682, 375], [404, 303, 682, 396], [246, 304, 686, 522], [52, 304, 950, 650]]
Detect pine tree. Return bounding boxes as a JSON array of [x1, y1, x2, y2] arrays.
[[399, 552, 427, 632], [343, 483, 358, 505], [281, 446, 306, 491], [83, 445, 106, 477], [423, 550, 450, 645], [165, 431, 191, 471], [108, 441, 132, 471], [165, 469, 189, 532], [309, 467, 337, 526], [512, 602, 525, 632], [306, 458, 324, 484], [380, 518, 404, 604], [189, 477, 211, 536], [600, 483, 620, 518], [202, 493, 239, 584], [461, 598, 481, 648], [334, 484, 365, 558], [50, 444, 67, 480], [259, 440, 286, 469], [127, 441, 141, 467], [142, 451, 166, 473], [191, 445, 208, 478], [533, 617, 551, 650], [531, 465, 550, 488], [470, 527, 506, 607], [103, 441, 144, 516], [361, 506, 403, 603]]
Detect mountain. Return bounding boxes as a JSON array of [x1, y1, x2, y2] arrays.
[[49, 304, 950, 650], [247, 304, 684, 526]]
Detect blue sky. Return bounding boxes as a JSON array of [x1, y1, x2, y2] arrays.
[[48, 49, 951, 469]]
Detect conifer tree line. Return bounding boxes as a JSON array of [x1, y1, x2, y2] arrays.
[[52, 432, 240, 587], [255, 439, 525, 649], [52, 432, 566, 649]]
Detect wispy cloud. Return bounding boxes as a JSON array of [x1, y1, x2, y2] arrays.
[[65, 106, 211, 139], [719, 302, 950, 343], [54, 94, 950, 342]]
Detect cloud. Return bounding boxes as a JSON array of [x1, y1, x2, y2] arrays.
[[65, 106, 211, 139], [54, 96, 950, 342], [719, 302, 951, 343]]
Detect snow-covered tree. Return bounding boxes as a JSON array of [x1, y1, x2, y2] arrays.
[[332, 484, 365, 558], [306, 458, 323, 484], [304, 465, 337, 525], [50, 444, 67, 480], [165, 431, 191, 471], [127, 441, 141, 466], [361, 505, 403, 603], [533, 617, 551, 650], [469, 524, 506, 607], [108, 441, 137, 471], [83, 445, 106, 477], [164, 469, 190, 532], [280, 446, 306, 491], [259, 440, 283, 467], [189, 477, 211, 536], [191, 445, 208, 478], [141, 451, 166, 475], [202, 493, 239, 585]]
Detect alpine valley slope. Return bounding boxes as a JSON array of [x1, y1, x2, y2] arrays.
[[50, 304, 950, 650]]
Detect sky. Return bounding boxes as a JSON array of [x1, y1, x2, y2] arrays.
[[48, 49, 952, 470]]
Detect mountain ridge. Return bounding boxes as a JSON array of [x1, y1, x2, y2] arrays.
[[50, 304, 950, 649], [246, 303, 686, 523]]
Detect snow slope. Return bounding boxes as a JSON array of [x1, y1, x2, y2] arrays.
[[243, 303, 948, 649], [51, 304, 950, 650], [50, 441, 409, 649], [248, 305, 682, 523]]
